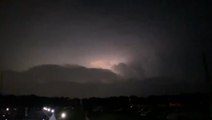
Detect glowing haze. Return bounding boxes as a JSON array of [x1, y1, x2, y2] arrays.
[[0, 0, 210, 97], [88, 56, 127, 72]]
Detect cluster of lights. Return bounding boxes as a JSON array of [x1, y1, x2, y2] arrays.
[[43, 106, 66, 119], [3, 106, 67, 120], [43, 107, 55, 113], [2, 108, 10, 120]]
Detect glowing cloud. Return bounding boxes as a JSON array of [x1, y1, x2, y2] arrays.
[[88, 57, 127, 72]]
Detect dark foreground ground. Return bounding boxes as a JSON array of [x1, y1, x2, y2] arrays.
[[0, 94, 211, 120]]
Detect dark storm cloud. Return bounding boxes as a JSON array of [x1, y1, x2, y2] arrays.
[[0, 0, 211, 96], [113, 63, 145, 79], [2, 64, 207, 97], [4, 64, 120, 83]]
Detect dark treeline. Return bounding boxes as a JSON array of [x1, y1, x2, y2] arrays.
[[0, 94, 76, 107], [0, 93, 210, 109]]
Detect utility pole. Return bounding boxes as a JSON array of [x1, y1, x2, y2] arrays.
[[0, 71, 3, 95], [202, 52, 212, 119]]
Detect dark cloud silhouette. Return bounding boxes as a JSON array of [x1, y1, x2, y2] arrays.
[[4, 64, 120, 83], [113, 63, 145, 79], [1, 64, 207, 97]]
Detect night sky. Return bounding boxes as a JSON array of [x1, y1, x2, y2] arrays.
[[0, 0, 211, 97]]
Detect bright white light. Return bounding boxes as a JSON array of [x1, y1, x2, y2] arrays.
[[2, 115, 5, 117], [47, 108, 51, 112], [61, 112, 66, 119], [6, 108, 9, 111], [51, 109, 55, 113], [43, 107, 48, 111]]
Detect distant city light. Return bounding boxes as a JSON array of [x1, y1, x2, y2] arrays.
[[47, 108, 51, 112], [43, 106, 55, 113], [61, 112, 66, 119], [43, 107, 48, 111], [51, 109, 55, 113]]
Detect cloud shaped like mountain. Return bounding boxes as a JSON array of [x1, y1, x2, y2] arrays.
[[1, 64, 207, 98]]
